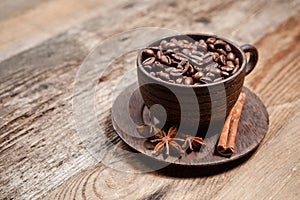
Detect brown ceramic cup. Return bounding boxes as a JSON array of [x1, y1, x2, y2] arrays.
[[137, 34, 258, 136]]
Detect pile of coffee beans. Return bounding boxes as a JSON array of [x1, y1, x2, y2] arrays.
[[141, 36, 240, 85]]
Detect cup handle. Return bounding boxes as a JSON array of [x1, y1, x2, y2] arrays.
[[240, 44, 258, 75]]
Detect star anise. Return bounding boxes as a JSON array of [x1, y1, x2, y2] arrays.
[[150, 126, 185, 155], [136, 123, 161, 137], [182, 135, 205, 151]]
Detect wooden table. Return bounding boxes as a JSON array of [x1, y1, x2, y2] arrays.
[[1, 0, 299, 199]]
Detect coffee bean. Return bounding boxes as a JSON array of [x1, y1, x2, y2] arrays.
[[206, 72, 215, 79], [170, 38, 178, 43], [226, 61, 235, 68], [182, 48, 191, 56], [199, 39, 208, 50], [157, 50, 163, 60], [143, 49, 155, 57], [225, 44, 232, 52], [214, 77, 223, 82], [192, 71, 204, 80], [144, 65, 152, 71], [221, 66, 234, 73], [208, 44, 215, 51], [156, 71, 170, 80], [188, 65, 195, 74], [214, 39, 227, 46], [161, 55, 169, 64], [218, 55, 227, 65], [170, 68, 183, 77], [190, 54, 204, 62], [210, 67, 221, 75], [143, 57, 155, 65], [184, 77, 194, 85], [165, 67, 175, 73], [191, 49, 204, 56], [213, 52, 219, 61], [206, 37, 216, 44], [232, 66, 239, 74], [200, 76, 213, 84], [227, 52, 235, 61], [154, 61, 164, 69], [160, 40, 167, 46], [142, 36, 239, 85], [176, 78, 183, 84], [221, 71, 230, 77], [235, 57, 240, 66], [165, 42, 176, 48], [150, 72, 156, 76], [217, 48, 227, 56]]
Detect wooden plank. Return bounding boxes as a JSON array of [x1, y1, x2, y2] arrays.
[[0, 0, 112, 61], [46, 10, 300, 200], [0, 0, 299, 199]]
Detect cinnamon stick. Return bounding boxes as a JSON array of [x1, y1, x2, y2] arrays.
[[217, 92, 246, 157]]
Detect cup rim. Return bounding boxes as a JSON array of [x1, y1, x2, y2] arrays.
[[137, 33, 247, 88]]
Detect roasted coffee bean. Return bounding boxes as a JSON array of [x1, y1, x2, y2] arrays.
[[214, 77, 223, 82], [141, 36, 239, 85], [208, 44, 215, 51], [143, 49, 155, 57], [154, 61, 164, 69], [225, 44, 232, 52], [232, 66, 239, 74], [221, 71, 230, 77], [226, 60, 235, 68], [198, 39, 208, 50], [150, 72, 156, 76], [191, 49, 204, 56], [200, 76, 213, 84], [210, 67, 221, 75], [160, 40, 167, 46], [227, 52, 235, 61], [164, 42, 176, 48], [218, 55, 227, 65], [214, 39, 227, 46], [157, 50, 163, 60], [143, 57, 155, 65], [165, 67, 175, 73], [206, 72, 215, 79], [182, 48, 191, 56], [156, 71, 170, 80], [221, 66, 234, 73], [177, 40, 184, 48], [235, 57, 240, 66], [176, 78, 183, 84], [192, 71, 204, 80], [144, 65, 152, 71], [190, 53, 204, 61], [217, 48, 227, 56], [188, 65, 195, 74], [213, 52, 219, 61], [170, 38, 178, 43], [161, 55, 169, 64], [184, 77, 194, 85], [206, 37, 216, 44]]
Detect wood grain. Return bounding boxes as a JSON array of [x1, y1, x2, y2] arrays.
[[0, 0, 299, 199]]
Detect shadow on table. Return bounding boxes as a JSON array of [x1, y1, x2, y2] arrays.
[[155, 150, 256, 177]]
